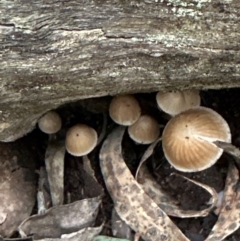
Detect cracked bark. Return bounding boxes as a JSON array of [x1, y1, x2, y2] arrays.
[[0, 0, 239, 141]]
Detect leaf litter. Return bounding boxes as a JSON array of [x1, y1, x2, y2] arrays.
[[0, 158, 36, 237], [18, 197, 101, 239], [136, 140, 218, 218], [99, 126, 190, 241]]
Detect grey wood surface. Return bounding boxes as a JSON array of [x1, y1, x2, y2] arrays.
[[0, 0, 239, 141]]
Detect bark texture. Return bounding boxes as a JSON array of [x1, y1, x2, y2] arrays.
[[0, 0, 240, 141]]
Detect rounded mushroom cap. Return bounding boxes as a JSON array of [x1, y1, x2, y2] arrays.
[[128, 115, 160, 144], [38, 111, 62, 134], [162, 107, 231, 172], [109, 94, 141, 126], [156, 90, 200, 116], [65, 124, 98, 156]]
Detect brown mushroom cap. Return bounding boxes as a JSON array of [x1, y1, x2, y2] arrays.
[[65, 124, 98, 156], [156, 90, 200, 116], [128, 115, 160, 144], [109, 94, 141, 126], [162, 107, 231, 172], [38, 111, 62, 134]]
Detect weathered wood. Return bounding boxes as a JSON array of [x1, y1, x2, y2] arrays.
[[0, 0, 240, 141]]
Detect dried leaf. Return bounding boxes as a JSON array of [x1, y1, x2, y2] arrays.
[[61, 226, 102, 241], [45, 139, 65, 206], [205, 162, 240, 241], [100, 126, 189, 241], [82, 155, 97, 181], [0, 167, 36, 237], [135, 137, 161, 179], [168, 173, 218, 218], [29, 225, 102, 241], [111, 208, 133, 241], [19, 197, 101, 239], [137, 149, 217, 218], [78, 163, 104, 198]]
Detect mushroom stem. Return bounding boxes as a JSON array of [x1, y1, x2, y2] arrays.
[[45, 137, 65, 206], [96, 112, 108, 146]]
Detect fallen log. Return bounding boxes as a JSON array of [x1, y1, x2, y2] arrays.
[[0, 0, 239, 141]]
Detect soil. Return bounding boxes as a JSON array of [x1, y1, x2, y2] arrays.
[[2, 88, 240, 240]]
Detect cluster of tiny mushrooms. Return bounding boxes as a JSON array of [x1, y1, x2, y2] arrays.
[[38, 89, 231, 173]]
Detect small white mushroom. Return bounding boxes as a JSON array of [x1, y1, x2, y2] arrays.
[[65, 124, 98, 156], [156, 90, 200, 116], [162, 107, 231, 172], [128, 115, 160, 144], [38, 111, 62, 134], [109, 94, 141, 126]]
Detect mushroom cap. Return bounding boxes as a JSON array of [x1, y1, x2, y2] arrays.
[[65, 124, 98, 156], [162, 107, 231, 172], [109, 94, 141, 126], [128, 115, 160, 144], [156, 90, 200, 116], [38, 111, 62, 134]]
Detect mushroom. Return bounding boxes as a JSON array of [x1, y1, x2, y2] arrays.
[[128, 115, 160, 144], [65, 124, 98, 156], [38, 111, 62, 134], [109, 94, 141, 126], [156, 90, 200, 116], [162, 107, 231, 172], [38, 111, 64, 206]]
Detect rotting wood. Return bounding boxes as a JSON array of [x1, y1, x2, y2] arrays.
[[0, 0, 240, 141]]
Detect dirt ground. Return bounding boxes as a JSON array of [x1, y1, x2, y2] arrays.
[[2, 88, 240, 240]]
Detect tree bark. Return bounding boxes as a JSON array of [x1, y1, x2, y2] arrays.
[[0, 0, 239, 141]]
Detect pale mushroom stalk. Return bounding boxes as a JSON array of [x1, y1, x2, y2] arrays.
[[44, 138, 65, 206], [38, 111, 65, 206]]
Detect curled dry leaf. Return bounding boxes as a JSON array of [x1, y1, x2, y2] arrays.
[[205, 162, 240, 241], [45, 139, 65, 206], [135, 137, 161, 179], [111, 208, 134, 241], [19, 197, 101, 239], [169, 173, 218, 217], [100, 126, 189, 241], [136, 140, 217, 218]]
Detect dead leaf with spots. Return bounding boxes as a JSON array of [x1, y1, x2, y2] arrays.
[[100, 126, 190, 241], [18, 197, 101, 239], [45, 139, 65, 206], [136, 139, 218, 218], [205, 162, 240, 241]]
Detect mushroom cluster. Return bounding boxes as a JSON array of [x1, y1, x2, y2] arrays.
[[109, 94, 160, 144], [37, 90, 232, 173], [38, 111, 98, 157], [156, 90, 200, 116]]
